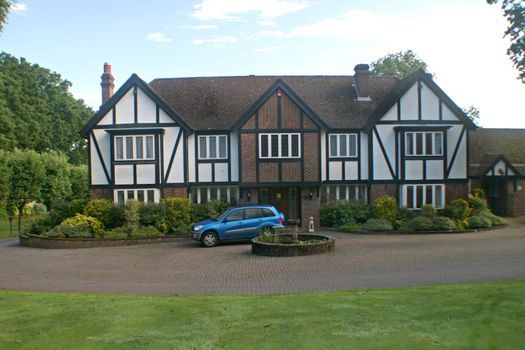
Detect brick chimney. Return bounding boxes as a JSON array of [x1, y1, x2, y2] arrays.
[[354, 64, 371, 101], [100, 62, 115, 105]]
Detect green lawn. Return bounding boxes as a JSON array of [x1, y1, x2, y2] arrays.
[[0, 218, 34, 238], [1, 280, 524, 349]]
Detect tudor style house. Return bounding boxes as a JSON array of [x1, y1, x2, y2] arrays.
[[82, 63, 480, 226]]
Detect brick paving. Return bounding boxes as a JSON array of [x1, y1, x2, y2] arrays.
[[1, 224, 525, 295]]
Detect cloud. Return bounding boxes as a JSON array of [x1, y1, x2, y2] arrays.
[[145, 32, 173, 42], [249, 30, 284, 39], [192, 0, 309, 21], [11, 3, 28, 12], [192, 35, 237, 48], [253, 46, 283, 53], [185, 24, 218, 30], [256, 20, 277, 26]]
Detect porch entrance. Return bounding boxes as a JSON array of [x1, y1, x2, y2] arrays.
[[483, 178, 508, 216], [260, 187, 300, 224]]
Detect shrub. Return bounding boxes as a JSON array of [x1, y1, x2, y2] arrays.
[[27, 215, 54, 235], [347, 200, 370, 223], [419, 204, 437, 219], [477, 209, 506, 226], [337, 223, 363, 232], [431, 216, 457, 231], [395, 207, 417, 229], [371, 195, 397, 223], [407, 216, 433, 231], [320, 201, 353, 227], [139, 203, 168, 233], [70, 198, 88, 215], [83, 199, 112, 223], [48, 201, 74, 227], [190, 200, 229, 223], [164, 198, 191, 234], [471, 188, 486, 199], [206, 200, 229, 219], [103, 204, 126, 229], [31, 203, 47, 217], [443, 199, 470, 223], [468, 194, 488, 213], [122, 200, 141, 230], [45, 214, 103, 238], [363, 218, 393, 231], [103, 227, 129, 239], [468, 215, 492, 229], [129, 226, 164, 238]]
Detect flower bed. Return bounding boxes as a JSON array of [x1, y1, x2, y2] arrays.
[[19, 234, 188, 249], [251, 234, 334, 257]]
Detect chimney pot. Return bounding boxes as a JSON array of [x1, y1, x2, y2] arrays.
[[354, 63, 371, 101], [100, 63, 115, 105]]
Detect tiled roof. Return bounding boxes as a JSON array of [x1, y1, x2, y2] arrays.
[[149, 75, 399, 130], [469, 128, 525, 175]]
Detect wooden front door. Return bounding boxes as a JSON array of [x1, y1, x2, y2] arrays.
[[262, 187, 300, 223], [484, 178, 508, 216]]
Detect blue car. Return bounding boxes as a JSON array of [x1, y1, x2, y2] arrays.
[[190, 205, 285, 247]]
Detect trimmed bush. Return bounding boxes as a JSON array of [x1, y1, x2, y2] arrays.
[[31, 203, 47, 217], [27, 215, 54, 235], [164, 198, 191, 235], [346, 200, 370, 224], [419, 204, 437, 219], [407, 216, 433, 231], [139, 203, 168, 234], [45, 214, 103, 238], [337, 223, 363, 232], [477, 209, 506, 226], [371, 195, 397, 223], [103, 227, 129, 239], [363, 218, 393, 231], [320, 201, 354, 227], [70, 198, 88, 215], [468, 215, 492, 229], [83, 199, 112, 224], [103, 204, 126, 229], [48, 201, 74, 227], [395, 207, 417, 229], [443, 199, 470, 224], [431, 216, 457, 231], [468, 194, 488, 213]]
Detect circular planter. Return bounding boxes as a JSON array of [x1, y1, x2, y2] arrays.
[[251, 234, 334, 257]]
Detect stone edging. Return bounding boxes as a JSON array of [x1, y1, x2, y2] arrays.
[[19, 234, 189, 249], [251, 234, 335, 257], [329, 224, 508, 235]]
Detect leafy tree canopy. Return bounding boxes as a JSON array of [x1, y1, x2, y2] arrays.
[[488, 0, 525, 83], [0, 0, 12, 32], [370, 50, 432, 79], [0, 52, 93, 164]]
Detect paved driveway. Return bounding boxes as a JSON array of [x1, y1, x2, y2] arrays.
[[1, 224, 525, 295]]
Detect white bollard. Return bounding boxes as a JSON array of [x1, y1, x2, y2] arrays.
[[308, 216, 315, 233]]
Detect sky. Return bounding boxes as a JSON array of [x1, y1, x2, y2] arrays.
[[2, 0, 524, 128]]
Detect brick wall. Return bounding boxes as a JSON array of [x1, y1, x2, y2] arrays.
[[300, 187, 320, 229], [163, 187, 188, 198], [90, 188, 113, 200], [239, 187, 259, 205], [282, 162, 301, 182], [240, 133, 256, 183], [303, 133, 319, 182], [445, 182, 469, 204], [259, 162, 278, 182]]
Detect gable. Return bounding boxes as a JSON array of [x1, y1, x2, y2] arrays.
[[81, 74, 190, 137], [367, 70, 475, 130]]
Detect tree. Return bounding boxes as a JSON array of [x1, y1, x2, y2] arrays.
[[7, 150, 45, 233], [370, 50, 432, 79], [40, 152, 72, 208], [0, 0, 12, 33], [0, 52, 93, 164], [462, 105, 481, 127], [488, 0, 525, 83]]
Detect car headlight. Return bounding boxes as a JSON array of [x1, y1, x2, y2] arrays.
[[193, 225, 204, 231]]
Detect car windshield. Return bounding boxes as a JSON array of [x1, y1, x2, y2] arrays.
[[216, 209, 232, 221]]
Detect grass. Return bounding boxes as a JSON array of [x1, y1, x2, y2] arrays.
[[1, 280, 524, 349], [0, 217, 34, 239]]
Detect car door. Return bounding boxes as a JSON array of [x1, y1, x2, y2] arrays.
[[221, 209, 246, 239], [239, 208, 265, 239]]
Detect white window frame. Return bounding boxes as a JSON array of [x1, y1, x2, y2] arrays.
[[402, 184, 445, 209], [405, 131, 443, 156], [114, 135, 155, 161], [329, 133, 358, 158], [198, 135, 228, 160], [259, 133, 301, 159], [114, 188, 159, 204], [324, 185, 368, 203], [189, 186, 240, 204]]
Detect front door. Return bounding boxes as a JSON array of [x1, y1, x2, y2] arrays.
[[264, 187, 300, 224], [484, 178, 508, 216]]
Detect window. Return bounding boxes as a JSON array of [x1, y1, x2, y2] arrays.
[[115, 189, 158, 204], [198, 135, 228, 160], [226, 210, 244, 222], [329, 134, 358, 158], [259, 133, 300, 159], [115, 135, 154, 161], [405, 132, 442, 156], [189, 186, 239, 204], [322, 185, 367, 203], [403, 184, 444, 209]]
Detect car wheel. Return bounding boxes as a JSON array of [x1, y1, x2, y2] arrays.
[[201, 231, 218, 247]]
